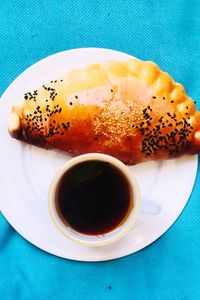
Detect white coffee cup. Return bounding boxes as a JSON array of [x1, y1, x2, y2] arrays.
[[48, 153, 140, 247]]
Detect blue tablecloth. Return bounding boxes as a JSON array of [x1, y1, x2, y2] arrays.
[[0, 1, 200, 299]]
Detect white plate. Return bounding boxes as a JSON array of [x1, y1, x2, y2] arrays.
[[0, 48, 198, 261]]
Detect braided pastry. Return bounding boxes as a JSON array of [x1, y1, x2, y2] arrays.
[[8, 59, 200, 165]]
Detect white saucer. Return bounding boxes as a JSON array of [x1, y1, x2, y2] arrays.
[[0, 48, 198, 261]]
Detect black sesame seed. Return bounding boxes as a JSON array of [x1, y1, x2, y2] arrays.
[[152, 96, 156, 99], [144, 113, 150, 119], [147, 121, 151, 126], [70, 102, 73, 105]]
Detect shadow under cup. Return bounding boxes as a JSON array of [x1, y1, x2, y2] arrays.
[[48, 153, 140, 246]]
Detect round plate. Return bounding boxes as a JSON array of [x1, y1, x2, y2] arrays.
[[0, 48, 198, 261]]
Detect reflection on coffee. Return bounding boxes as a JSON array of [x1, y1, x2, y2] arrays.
[[55, 160, 133, 235]]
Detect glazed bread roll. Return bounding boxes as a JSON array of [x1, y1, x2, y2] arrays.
[[8, 59, 200, 165]]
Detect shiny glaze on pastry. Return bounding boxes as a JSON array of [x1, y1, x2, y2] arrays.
[[8, 59, 200, 165]]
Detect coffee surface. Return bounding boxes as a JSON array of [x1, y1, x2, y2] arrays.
[[56, 161, 133, 235]]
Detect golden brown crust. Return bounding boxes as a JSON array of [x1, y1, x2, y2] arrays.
[[8, 59, 200, 165]]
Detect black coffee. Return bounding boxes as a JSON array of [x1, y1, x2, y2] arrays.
[[56, 160, 133, 235]]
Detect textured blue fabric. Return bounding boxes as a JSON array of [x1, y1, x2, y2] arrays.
[[0, 1, 200, 299]]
